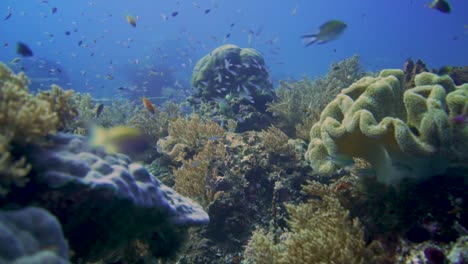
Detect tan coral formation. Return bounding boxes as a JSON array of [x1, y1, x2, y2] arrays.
[[0, 62, 58, 143], [244, 181, 375, 264], [0, 62, 77, 195], [306, 70, 467, 185]]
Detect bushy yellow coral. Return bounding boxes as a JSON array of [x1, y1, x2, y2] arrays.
[[259, 126, 295, 156], [158, 114, 224, 162], [0, 135, 31, 196], [0, 62, 58, 143], [37, 84, 77, 131], [267, 55, 365, 136], [174, 140, 226, 208], [306, 70, 467, 185], [244, 181, 373, 264]]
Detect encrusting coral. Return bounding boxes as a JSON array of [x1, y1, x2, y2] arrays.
[[306, 69, 468, 185]]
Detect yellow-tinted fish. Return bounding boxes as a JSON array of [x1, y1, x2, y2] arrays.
[[126, 15, 136, 27], [89, 126, 151, 158], [10, 57, 21, 64], [142, 97, 156, 114], [302, 20, 347, 46]]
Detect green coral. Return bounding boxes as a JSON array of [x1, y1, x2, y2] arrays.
[[267, 55, 365, 137], [70, 93, 139, 134], [306, 69, 468, 185]]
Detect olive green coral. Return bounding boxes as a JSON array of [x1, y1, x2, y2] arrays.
[[306, 70, 468, 185]]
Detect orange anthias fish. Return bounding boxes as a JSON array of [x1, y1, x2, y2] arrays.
[[142, 97, 155, 114], [126, 15, 136, 27]]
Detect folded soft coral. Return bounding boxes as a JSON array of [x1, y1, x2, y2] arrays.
[[306, 70, 467, 185]]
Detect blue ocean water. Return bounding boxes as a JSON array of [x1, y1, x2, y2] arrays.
[[1, 0, 467, 99]]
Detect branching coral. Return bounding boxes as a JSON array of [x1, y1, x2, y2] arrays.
[[158, 115, 224, 162], [259, 126, 295, 157], [128, 109, 170, 144], [37, 84, 77, 131], [0, 62, 58, 143], [267, 55, 365, 136], [306, 69, 467, 185], [0, 63, 76, 195], [0, 135, 31, 196], [174, 140, 226, 208], [70, 92, 139, 134], [244, 181, 374, 264]]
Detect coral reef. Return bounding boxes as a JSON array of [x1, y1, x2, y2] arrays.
[[306, 69, 468, 185], [0, 135, 31, 196], [0, 207, 70, 263], [0, 62, 76, 195], [37, 84, 77, 131], [157, 114, 224, 162], [0, 62, 58, 143], [267, 55, 365, 137], [259, 126, 296, 159], [189, 44, 276, 131], [174, 140, 226, 208], [243, 181, 378, 264], [70, 92, 139, 134], [403, 58, 429, 91], [8, 133, 209, 262]]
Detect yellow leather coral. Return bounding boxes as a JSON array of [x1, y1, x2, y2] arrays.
[[306, 70, 467, 185]]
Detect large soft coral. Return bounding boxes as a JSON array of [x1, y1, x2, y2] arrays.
[[306, 70, 467, 185]]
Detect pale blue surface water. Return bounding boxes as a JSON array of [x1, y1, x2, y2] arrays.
[[1, 0, 467, 99]]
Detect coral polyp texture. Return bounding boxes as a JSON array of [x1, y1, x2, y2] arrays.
[[306, 69, 468, 185], [0, 62, 58, 143], [0, 207, 70, 263], [189, 44, 276, 131], [23, 133, 209, 261]]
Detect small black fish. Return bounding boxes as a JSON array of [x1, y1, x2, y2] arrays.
[[172, 11, 178, 17], [204, 9, 210, 14], [4, 11, 12, 20], [16, 42, 33, 57], [95, 104, 104, 118], [230, 23, 235, 27], [51, 7, 57, 14], [78, 40, 83, 46], [225, 33, 231, 38], [332, 66, 340, 71], [65, 31, 71, 35], [428, 0, 451, 14]]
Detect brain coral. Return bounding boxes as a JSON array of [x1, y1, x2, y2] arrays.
[[306, 70, 467, 185]]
